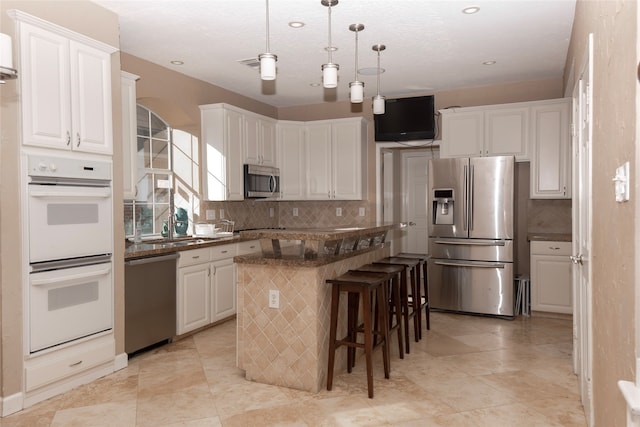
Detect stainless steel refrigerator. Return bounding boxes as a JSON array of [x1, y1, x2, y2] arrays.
[[427, 156, 515, 317]]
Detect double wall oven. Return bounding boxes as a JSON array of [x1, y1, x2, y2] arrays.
[[26, 154, 113, 353]]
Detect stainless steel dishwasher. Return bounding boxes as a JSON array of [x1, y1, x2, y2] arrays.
[[125, 253, 179, 354]]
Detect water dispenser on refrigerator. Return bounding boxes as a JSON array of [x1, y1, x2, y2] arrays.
[[432, 189, 454, 225]]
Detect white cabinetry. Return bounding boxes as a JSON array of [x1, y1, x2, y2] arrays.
[[530, 99, 571, 199], [530, 241, 572, 314], [121, 71, 139, 199], [440, 104, 529, 161], [18, 20, 115, 155], [277, 121, 306, 200], [200, 104, 245, 201], [304, 118, 367, 200], [244, 114, 277, 167], [177, 244, 238, 335]]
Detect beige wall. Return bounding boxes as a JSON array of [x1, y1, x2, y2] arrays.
[[564, 1, 637, 425], [0, 0, 121, 401]]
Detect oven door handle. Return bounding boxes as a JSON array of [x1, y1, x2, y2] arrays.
[[29, 187, 111, 198], [31, 266, 112, 286]]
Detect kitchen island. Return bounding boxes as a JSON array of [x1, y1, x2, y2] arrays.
[[234, 224, 402, 393]]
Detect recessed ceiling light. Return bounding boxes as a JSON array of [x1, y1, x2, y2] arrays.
[[358, 67, 385, 76], [483, 60, 496, 65], [324, 46, 338, 52], [310, 82, 321, 87], [170, 60, 184, 65], [289, 21, 305, 28], [462, 6, 480, 14]]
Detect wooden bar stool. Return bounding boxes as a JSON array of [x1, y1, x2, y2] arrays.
[[374, 257, 420, 353], [326, 271, 391, 399], [396, 253, 430, 333], [352, 264, 405, 360]]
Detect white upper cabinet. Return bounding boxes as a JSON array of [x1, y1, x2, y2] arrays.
[[277, 121, 306, 200], [121, 71, 139, 200], [18, 21, 115, 155], [200, 104, 245, 201], [530, 99, 571, 199], [440, 104, 529, 161], [304, 118, 367, 200], [244, 114, 276, 167]]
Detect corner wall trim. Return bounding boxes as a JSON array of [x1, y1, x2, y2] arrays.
[[113, 353, 128, 372], [1, 392, 23, 417]]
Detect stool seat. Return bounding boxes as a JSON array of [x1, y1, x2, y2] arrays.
[[352, 264, 405, 360], [326, 270, 391, 398]]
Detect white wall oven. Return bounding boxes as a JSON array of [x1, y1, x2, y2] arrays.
[[26, 154, 113, 353]]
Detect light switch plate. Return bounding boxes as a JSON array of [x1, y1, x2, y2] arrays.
[[359, 207, 365, 216], [269, 207, 275, 218], [219, 209, 225, 219], [293, 208, 298, 217], [206, 209, 216, 220], [336, 207, 342, 217], [614, 161, 630, 202]]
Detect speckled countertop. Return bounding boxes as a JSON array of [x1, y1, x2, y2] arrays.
[[124, 235, 250, 259], [238, 223, 400, 241], [234, 243, 389, 267], [527, 233, 572, 242]]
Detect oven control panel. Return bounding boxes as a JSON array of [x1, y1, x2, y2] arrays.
[[27, 155, 112, 181]]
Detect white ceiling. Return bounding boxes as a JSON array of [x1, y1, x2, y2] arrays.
[[93, 0, 576, 108]]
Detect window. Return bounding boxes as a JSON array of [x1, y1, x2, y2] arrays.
[[124, 106, 199, 239]]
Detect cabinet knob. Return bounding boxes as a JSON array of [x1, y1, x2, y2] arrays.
[[76, 133, 81, 147], [66, 131, 71, 146]]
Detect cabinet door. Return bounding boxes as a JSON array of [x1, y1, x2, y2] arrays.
[[531, 254, 572, 313], [484, 107, 529, 160], [121, 72, 138, 199], [19, 23, 72, 149], [305, 123, 332, 200], [69, 41, 113, 154], [277, 122, 306, 200], [225, 109, 245, 200], [260, 119, 277, 167], [530, 101, 571, 199], [177, 263, 211, 334], [332, 119, 365, 200], [211, 259, 236, 322], [243, 113, 260, 165], [440, 111, 484, 158]]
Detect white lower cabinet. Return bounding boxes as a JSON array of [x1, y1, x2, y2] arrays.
[[530, 241, 572, 314], [177, 244, 238, 335]]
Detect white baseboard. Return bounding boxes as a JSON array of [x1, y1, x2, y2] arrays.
[[1, 392, 23, 417], [113, 352, 128, 371]]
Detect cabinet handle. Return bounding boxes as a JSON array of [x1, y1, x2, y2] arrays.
[[66, 131, 71, 146], [69, 360, 83, 367], [221, 250, 228, 254], [549, 246, 560, 250], [76, 133, 81, 147], [192, 255, 200, 259], [208, 267, 211, 277], [212, 266, 216, 275]]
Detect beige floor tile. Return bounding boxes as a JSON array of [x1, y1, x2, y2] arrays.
[[50, 400, 137, 427]]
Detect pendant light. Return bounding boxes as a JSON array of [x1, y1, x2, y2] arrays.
[[348, 23, 364, 103], [258, 0, 277, 81], [321, 0, 338, 88], [372, 44, 386, 114]]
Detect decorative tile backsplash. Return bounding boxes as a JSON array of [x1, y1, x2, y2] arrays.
[[200, 200, 376, 230]]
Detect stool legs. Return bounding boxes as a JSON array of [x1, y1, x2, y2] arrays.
[[326, 284, 340, 391]]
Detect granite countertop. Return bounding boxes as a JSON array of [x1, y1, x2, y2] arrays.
[[124, 234, 252, 259], [238, 223, 402, 241], [527, 233, 572, 242]]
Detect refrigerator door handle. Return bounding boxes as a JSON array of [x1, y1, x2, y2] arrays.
[[433, 239, 506, 246], [469, 164, 475, 231], [434, 260, 506, 269], [463, 164, 468, 231]]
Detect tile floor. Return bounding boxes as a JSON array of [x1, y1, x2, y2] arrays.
[[1, 312, 587, 426]]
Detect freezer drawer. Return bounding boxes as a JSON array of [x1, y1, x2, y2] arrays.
[[429, 238, 513, 262], [427, 258, 514, 317]]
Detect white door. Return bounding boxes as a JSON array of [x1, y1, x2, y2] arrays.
[[572, 33, 594, 427], [401, 150, 429, 254]]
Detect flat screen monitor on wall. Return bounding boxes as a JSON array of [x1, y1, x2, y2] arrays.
[[374, 95, 436, 142]]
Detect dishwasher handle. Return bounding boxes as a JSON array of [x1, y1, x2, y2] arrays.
[[125, 252, 179, 266]]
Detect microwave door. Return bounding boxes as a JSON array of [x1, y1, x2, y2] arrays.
[[428, 158, 468, 238]]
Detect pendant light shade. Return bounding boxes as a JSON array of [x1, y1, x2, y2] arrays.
[[348, 23, 364, 104], [259, 0, 277, 81], [321, 0, 339, 89], [372, 44, 386, 114]]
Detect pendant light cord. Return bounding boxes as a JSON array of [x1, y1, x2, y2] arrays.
[[328, 4, 333, 63], [265, 0, 270, 53], [376, 50, 380, 96], [354, 29, 359, 80]]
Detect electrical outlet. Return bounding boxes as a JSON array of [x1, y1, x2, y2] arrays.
[[269, 290, 280, 309], [293, 207, 298, 217], [206, 209, 216, 220], [359, 207, 365, 216], [336, 207, 342, 217], [269, 207, 275, 218], [219, 209, 225, 219]]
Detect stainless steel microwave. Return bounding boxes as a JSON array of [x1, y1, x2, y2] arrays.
[[244, 164, 280, 199]]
